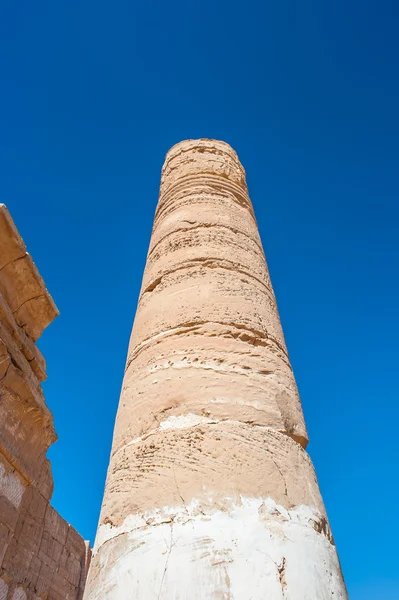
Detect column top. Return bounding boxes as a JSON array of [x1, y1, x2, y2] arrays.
[[165, 138, 239, 157], [161, 139, 247, 195]]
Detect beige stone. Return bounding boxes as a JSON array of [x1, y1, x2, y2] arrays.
[[85, 139, 347, 599], [0, 205, 90, 600], [0, 205, 58, 342]]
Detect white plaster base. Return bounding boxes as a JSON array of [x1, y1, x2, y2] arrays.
[[86, 497, 347, 600]]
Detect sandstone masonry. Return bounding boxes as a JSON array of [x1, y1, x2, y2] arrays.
[[0, 205, 90, 600], [84, 140, 348, 599]]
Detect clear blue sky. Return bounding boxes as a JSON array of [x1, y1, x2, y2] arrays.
[[1, 1, 398, 597]]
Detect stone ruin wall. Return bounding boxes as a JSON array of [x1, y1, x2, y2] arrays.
[[0, 205, 90, 600]]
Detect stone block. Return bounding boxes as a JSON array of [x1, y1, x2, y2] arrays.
[[0, 521, 11, 563], [2, 538, 32, 580], [51, 572, 76, 599], [29, 554, 41, 577], [17, 522, 42, 554], [37, 561, 54, 591], [65, 556, 82, 588], [44, 506, 68, 546], [0, 494, 19, 531], [66, 526, 85, 559], [28, 490, 47, 524], [36, 461, 54, 502]]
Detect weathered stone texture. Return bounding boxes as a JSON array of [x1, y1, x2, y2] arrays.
[[0, 205, 90, 600], [85, 140, 347, 599]]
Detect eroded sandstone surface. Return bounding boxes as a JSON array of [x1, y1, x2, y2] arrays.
[[0, 205, 91, 600], [84, 139, 347, 599]]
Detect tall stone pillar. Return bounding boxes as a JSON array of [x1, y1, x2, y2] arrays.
[[84, 140, 347, 599]]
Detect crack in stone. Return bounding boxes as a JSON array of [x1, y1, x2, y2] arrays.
[[147, 222, 265, 261], [12, 293, 47, 315], [278, 557, 287, 597], [155, 174, 255, 223], [172, 460, 194, 529], [141, 257, 273, 297], [125, 321, 289, 371], [157, 524, 175, 600], [0, 254, 26, 273], [0, 359, 11, 381], [271, 459, 288, 498]]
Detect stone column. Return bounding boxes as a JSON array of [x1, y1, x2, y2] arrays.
[[84, 140, 347, 599]]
